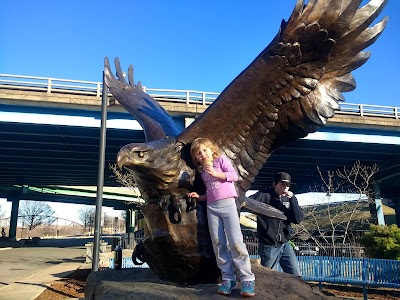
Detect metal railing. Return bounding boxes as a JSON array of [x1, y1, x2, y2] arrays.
[[298, 256, 400, 289], [0, 74, 219, 105], [0, 74, 103, 97], [295, 242, 366, 258], [338, 102, 399, 119], [0, 73, 399, 118], [243, 239, 366, 258], [109, 257, 149, 269], [118, 234, 366, 259]]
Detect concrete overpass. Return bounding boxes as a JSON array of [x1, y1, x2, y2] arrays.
[[0, 74, 399, 238]]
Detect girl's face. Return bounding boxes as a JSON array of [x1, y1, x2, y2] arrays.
[[194, 144, 214, 165]]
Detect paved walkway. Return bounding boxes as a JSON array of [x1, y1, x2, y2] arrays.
[[0, 251, 86, 300]]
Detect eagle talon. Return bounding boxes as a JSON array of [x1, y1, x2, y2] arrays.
[[132, 240, 145, 265], [159, 195, 170, 211], [171, 206, 182, 224], [168, 199, 182, 224]]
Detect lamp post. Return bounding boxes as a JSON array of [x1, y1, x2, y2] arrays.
[[92, 71, 108, 272]]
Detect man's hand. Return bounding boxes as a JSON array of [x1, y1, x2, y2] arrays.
[[284, 191, 293, 198]]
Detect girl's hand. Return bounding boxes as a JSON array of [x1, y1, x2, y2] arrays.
[[204, 165, 217, 177], [204, 165, 226, 181], [187, 192, 207, 202], [187, 192, 199, 199]]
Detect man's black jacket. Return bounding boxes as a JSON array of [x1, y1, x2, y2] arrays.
[[250, 187, 304, 246]]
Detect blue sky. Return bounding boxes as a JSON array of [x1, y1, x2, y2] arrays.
[[1, 0, 399, 107]]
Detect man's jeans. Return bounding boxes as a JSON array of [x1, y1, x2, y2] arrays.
[[258, 242, 301, 276]]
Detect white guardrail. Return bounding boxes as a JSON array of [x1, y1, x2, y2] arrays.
[[0, 73, 398, 119]]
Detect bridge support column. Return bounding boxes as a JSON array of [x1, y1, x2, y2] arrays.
[[125, 208, 135, 233], [373, 182, 385, 225], [8, 193, 21, 241], [394, 199, 400, 228]]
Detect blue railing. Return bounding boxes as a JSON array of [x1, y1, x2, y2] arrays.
[[0, 73, 399, 119], [298, 256, 400, 289]]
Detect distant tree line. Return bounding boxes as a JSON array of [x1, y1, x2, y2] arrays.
[[78, 205, 125, 234], [18, 200, 56, 237]]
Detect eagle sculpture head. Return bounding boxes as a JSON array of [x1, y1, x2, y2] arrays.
[[117, 137, 195, 201]]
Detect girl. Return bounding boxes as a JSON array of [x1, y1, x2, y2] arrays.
[[188, 137, 255, 297]]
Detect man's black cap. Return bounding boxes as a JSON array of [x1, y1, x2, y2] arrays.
[[274, 172, 291, 184]]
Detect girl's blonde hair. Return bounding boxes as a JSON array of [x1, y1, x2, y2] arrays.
[[190, 138, 221, 167]]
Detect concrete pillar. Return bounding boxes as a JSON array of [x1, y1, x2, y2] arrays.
[[131, 210, 136, 232], [373, 182, 385, 225], [394, 199, 400, 227], [8, 193, 21, 241], [125, 208, 135, 233]]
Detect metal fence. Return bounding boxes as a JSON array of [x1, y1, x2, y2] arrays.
[[118, 234, 365, 258], [109, 257, 149, 269], [119, 232, 143, 250], [298, 256, 400, 289], [0, 73, 399, 119], [243, 238, 366, 258], [0, 74, 219, 105], [296, 242, 366, 258]]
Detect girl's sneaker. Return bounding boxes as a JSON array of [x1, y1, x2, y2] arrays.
[[240, 280, 255, 297], [217, 280, 236, 295]]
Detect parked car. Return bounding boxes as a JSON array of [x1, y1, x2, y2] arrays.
[[298, 245, 319, 256]]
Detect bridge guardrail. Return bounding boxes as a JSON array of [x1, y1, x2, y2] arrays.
[[0, 73, 398, 119]]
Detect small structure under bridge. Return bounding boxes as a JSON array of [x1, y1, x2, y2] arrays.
[[0, 185, 143, 240]]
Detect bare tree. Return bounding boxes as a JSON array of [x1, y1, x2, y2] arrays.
[[117, 211, 127, 233], [78, 206, 96, 233], [110, 163, 144, 234], [294, 161, 379, 254], [19, 201, 56, 237], [0, 205, 6, 235], [110, 163, 138, 189], [103, 212, 114, 233]]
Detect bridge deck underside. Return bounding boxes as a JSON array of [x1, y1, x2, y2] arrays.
[[0, 120, 399, 201]]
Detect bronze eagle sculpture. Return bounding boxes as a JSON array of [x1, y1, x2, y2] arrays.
[[104, 0, 388, 284]]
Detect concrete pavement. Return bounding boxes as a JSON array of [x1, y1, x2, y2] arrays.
[[0, 237, 96, 300], [0, 236, 117, 300], [0, 255, 86, 300]]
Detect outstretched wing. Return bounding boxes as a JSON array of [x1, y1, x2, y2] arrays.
[[177, 0, 388, 200], [104, 57, 183, 141]]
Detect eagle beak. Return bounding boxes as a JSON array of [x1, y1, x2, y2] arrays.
[[117, 148, 129, 169]]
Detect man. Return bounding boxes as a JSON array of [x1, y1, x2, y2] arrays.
[[250, 172, 304, 276]]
